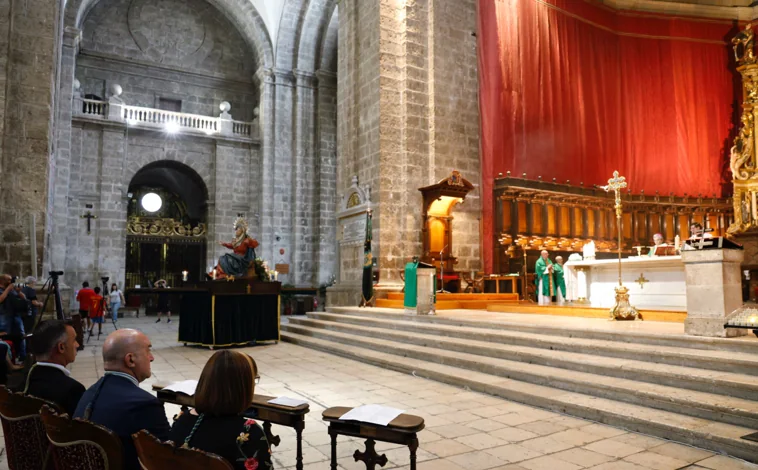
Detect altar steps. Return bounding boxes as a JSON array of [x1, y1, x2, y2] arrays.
[[280, 309, 758, 462], [375, 292, 519, 310]]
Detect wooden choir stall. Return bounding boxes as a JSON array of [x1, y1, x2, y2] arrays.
[[493, 174, 734, 302]]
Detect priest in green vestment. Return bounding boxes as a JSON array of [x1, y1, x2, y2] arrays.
[[553, 256, 567, 304], [534, 250, 554, 305]]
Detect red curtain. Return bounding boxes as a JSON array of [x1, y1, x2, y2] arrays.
[[479, 0, 739, 271]]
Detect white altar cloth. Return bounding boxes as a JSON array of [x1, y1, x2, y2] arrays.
[[564, 256, 686, 310]]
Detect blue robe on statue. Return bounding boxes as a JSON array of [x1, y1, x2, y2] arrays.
[[217, 236, 258, 277]]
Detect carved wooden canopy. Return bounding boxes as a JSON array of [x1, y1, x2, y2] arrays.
[[419, 171, 475, 272]]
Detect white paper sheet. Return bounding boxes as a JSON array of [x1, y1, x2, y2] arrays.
[[162, 380, 198, 396], [267, 396, 309, 407], [339, 404, 405, 426]]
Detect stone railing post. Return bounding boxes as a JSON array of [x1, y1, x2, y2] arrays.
[[218, 101, 233, 136]]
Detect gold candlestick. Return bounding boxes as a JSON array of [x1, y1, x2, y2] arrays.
[[599, 171, 640, 321]]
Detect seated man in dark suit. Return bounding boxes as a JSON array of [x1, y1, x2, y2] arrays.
[[74, 329, 170, 470], [24, 320, 84, 414]]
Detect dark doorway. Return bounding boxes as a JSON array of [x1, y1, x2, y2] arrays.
[[125, 161, 208, 288]]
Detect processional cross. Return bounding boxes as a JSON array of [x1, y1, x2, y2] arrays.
[[80, 211, 98, 235], [599, 171, 640, 320]]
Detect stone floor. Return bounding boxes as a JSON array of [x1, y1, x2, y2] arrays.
[[2, 315, 758, 470]]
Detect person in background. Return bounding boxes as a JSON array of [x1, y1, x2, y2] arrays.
[[169, 350, 272, 470], [648, 233, 667, 256], [21, 277, 42, 333], [689, 222, 713, 240], [74, 329, 170, 470], [109, 283, 125, 322], [155, 280, 171, 323], [553, 256, 567, 305], [24, 320, 84, 415], [0, 338, 23, 384], [89, 287, 105, 339], [535, 251, 554, 306], [76, 281, 96, 332]]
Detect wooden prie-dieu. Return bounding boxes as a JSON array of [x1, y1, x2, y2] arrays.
[[419, 170, 475, 292]]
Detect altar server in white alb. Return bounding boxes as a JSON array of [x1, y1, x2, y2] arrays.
[[535, 250, 554, 306]]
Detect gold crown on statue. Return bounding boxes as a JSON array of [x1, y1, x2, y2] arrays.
[[233, 216, 249, 233]]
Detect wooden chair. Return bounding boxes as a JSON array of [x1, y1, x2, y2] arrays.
[[133, 430, 233, 470], [461, 272, 484, 293], [0, 385, 57, 470], [39, 405, 124, 470]]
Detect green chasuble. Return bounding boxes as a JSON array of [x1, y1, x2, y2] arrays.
[[534, 257, 554, 296], [553, 263, 566, 298]]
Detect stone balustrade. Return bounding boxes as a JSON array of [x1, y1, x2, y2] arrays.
[[73, 95, 257, 140], [81, 98, 108, 117]]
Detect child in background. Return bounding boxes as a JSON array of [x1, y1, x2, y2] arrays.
[[89, 287, 105, 339]]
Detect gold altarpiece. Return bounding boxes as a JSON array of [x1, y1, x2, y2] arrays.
[[729, 24, 758, 235]]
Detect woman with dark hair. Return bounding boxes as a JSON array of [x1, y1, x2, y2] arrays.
[[169, 350, 272, 469]]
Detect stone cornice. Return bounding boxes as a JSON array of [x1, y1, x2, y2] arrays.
[[315, 70, 337, 89], [293, 69, 318, 88], [63, 27, 82, 49]]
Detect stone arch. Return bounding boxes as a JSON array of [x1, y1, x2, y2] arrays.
[[125, 156, 211, 193], [275, 0, 310, 70], [65, 0, 274, 69], [296, 0, 337, 73], [319, 6, 338, 72]]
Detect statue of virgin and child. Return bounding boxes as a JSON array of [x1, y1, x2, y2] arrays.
[[208, 217, 259, 280]]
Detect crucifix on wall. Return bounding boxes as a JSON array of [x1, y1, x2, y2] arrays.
[[80, 211, 98, 234]]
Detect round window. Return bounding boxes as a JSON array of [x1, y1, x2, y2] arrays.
[[141, 192, 162, 213]]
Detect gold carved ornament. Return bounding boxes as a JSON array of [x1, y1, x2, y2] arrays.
[[346, 192, 361, 208], [729, 23, 758, 235], [127, 217, 206, 238]]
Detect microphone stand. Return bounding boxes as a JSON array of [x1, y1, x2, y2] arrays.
[[437, 245, 450, 294]]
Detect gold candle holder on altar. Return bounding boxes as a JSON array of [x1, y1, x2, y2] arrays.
[[599, 171, 640, 321]]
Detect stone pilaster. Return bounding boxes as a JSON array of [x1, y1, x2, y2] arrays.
[[293, 69, 317, 286], [315, 69, 338, 286], [254, 67, 276, 266], [0, 0, 63, 276], [48, 26, 82, 274], [96, 128, 128, 285]]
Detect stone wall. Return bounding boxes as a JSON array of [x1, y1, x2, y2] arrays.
[[63, 123, 260, 288], [81, 0, 256, 81], [333, 0, 480, 302], [431, 0, 480, 272], [76, 0, 257, 120], [0, 0, 64, 277]]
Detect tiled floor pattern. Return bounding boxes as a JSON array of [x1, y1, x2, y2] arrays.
[[2, 315, 757, 470]]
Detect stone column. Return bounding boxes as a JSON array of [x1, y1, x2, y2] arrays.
[[315, 70, 338, 286], [272, 68, 295, 284], [335, 0, 480, 299], [293, 69, 317, 286], [254, 67, 276, 268], [96, 128, 129, 285], [682, 249, 747, 337], [48, 26, 82, 273], [0, 0, 63, 275]]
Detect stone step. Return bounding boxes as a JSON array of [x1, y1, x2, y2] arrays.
[[281, 330, 758, 463], [327, 307, 758, 353], [282, 322, 758, 429], [305, 311, 758, 375]]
